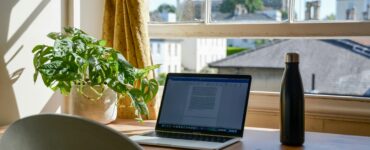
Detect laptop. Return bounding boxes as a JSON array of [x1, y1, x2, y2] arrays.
[[130, 73, 252, 150]]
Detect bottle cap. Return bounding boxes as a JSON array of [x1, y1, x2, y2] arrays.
[[285, 53, 299, 63]]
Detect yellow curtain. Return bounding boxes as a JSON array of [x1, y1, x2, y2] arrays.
[[102, 0, 156, 119]]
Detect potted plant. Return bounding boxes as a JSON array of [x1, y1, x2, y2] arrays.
[[32, 27, 159, 124]]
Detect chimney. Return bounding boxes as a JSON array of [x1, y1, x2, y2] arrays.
[[313, 1, 320, 20], [346, 7, 356, 20], [305, 0, 320, 20], [311, 74, 316, 91], [305, 2, 312, 20], [364, 4, 370, 20]]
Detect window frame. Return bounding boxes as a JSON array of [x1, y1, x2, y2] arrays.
[[148, 0, 370, 38], [148, 22, 370, 38], [148, 0, 370, 99]]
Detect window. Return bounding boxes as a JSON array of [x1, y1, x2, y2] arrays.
[[149, 0, 205, 23], [149, 0, 370, 37], [149, 0, 370, 98]]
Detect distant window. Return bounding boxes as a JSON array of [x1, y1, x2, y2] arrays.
[[168, 48, 171, 56], [157, 44, 161, 53]]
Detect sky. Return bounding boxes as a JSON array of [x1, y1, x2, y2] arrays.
[[149, 0, 336, 20]]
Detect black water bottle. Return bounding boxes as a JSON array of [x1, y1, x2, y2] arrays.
[[280, 53, 305, 146]]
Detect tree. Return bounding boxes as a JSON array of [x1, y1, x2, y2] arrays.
[[254, 39, 267, 47], [245, 0, 264, 13], [325, 14, 336, 20], [157, 4, 176, 13], [220, 0, 264, 14]]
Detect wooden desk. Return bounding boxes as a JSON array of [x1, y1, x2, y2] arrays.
[[2, 119, 370, 150], [109, 119, 370, 150]]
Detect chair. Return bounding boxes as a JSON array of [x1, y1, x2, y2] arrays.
[[0, 114, 142, 150]]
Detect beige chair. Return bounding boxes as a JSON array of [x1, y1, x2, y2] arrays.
[[0, 114, 142, 150]]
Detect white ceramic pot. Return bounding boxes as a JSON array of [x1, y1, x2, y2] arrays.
[[68, 85, 117, 124]]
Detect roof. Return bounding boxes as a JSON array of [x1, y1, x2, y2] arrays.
[[209, 39, 370, 97], [351, 38, 370, 46], [212, 12, 274, 22], [150, 39, 183, 43]]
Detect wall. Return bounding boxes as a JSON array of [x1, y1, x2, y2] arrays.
[[181, 39, 198, 71], [218, 67, 284, 92], [150, 40, 182, 74], [246, 92, 370, 136], [0, 0, 66, 126], [197, 39, 226, 72], [182, 38, 227, 72], [79, 0, 104, 39]]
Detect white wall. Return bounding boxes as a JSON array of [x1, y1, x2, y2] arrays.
[[80, 0, 104, 39], [151, 40, 182, 75], [0, 0, 66, 125], [196, 38, 226, 72], [181, 39, 197, 71], [182, 38, 226, 72]]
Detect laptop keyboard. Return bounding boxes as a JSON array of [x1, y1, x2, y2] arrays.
[[144, 131, 232, 143]]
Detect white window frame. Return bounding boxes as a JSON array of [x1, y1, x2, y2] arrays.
[[148, 0, 370, 38]]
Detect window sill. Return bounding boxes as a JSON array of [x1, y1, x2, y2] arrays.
[[155, 87, 370, 136], [247, 91, 370, 136], [248, 91, 370, 123]]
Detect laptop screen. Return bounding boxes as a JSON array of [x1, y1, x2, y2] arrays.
[[156, 73, 251, 137]]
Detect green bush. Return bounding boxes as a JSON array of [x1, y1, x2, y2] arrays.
[[227, 47, 248, 56]]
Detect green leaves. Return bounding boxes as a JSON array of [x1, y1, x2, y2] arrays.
[[47, 32, 65, 40], [127, 89, 149, 119], [134, 64, 160, 79], [98, 40, 107, 46], [32, 27, 160, 119], [141, 79, 159, 103]]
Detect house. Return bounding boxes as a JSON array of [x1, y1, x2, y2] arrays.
[[182, 38, 227, 72], [150, 39, 182, 75], [337, 0, 370, 20], [211, 1, 282, 50], [209, 39, 370, 97], [149, 4, 226, 73]]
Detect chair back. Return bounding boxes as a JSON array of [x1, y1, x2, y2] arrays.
[[0, 114, 142, 150]]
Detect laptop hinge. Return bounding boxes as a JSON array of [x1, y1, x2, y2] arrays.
[[155, 130, 238, 138]]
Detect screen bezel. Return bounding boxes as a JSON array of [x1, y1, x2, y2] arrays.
[[155, 73, 252, 137]]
